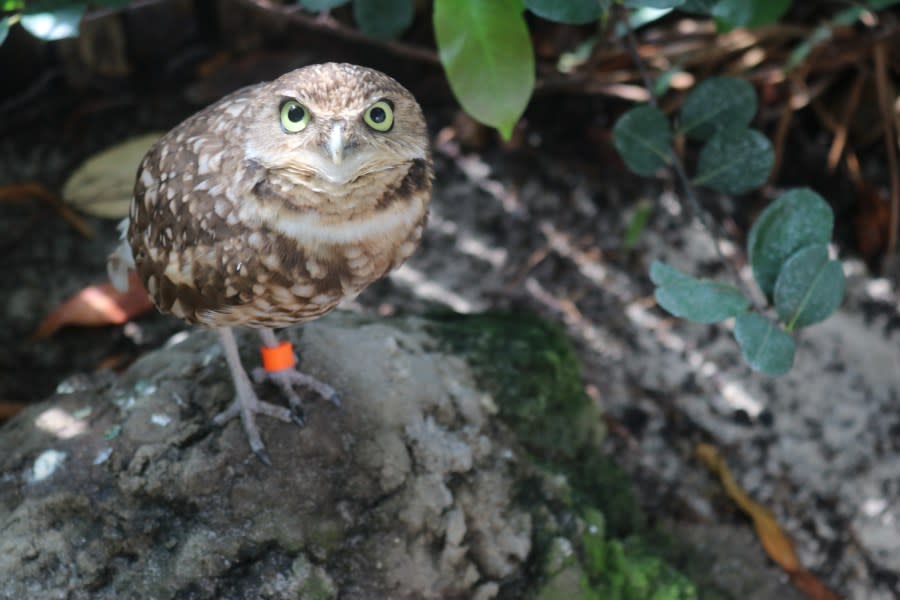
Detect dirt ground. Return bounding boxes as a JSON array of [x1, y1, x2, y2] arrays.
[[2, 8, 900, 598]]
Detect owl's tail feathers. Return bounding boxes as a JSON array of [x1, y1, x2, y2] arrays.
[[107, 218, 134, 293]]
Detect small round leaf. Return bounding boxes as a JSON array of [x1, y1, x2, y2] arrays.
[[353, 0, 414, 39], [774, 245, 845, 330], [679, 76, 757, 140], [733, 313, 795, 376], [694, 127, 773, 195], [612, 105, 672, 177], [524, 0, 605, 24], [651, 261, 750, 323], [747, 188, 834, 299]]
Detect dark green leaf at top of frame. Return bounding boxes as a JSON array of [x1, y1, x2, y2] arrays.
[[747, 188, 834, 299], [612, 104, 672, 177], [694, 127, 773, 195], [774, 244, 845, 330], [353, 0, 414, 39], [299, 0, 351, 10], [679, 76, 757, 140], [678, 0, 717, 14], [711, 0, 791, 30], [623, 0, 685, 8], [524, 0, 606, 24], [733, 312, 795, 376]]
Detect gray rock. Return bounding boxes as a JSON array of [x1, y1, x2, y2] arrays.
[[0, 313, 531, 599]]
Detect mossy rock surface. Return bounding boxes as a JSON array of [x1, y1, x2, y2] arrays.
[[428, 311, 710, 599]]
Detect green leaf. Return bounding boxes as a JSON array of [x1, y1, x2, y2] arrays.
[[624, 0, 684, 8], [524, 0, 604, 24], [747, 188, 834, 299], [733, 313, 795, 376], [711, 0, 791, 29], [612, 105, 672, 176], [623, 199, 653, 249], [0, 17, 9, 46], [434, 0, 535, 140], [694, 127, 773, 194], [353, 0, 413, 39], [679, 76, 757, 140], [650, 261, 750, 323], [20, 6, 84, 40], [649, 260, 692, 287], [299, 0, 351, 9], [678, 0, 717, 14], [774, 245, 844, 330]]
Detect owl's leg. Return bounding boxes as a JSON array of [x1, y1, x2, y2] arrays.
[[213, 326, 297, 464], [251, 327, 342, 425]]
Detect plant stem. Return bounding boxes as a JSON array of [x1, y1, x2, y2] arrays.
[[620, 8, 762, 310]]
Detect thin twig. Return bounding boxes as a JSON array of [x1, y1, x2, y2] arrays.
[[873, 42, 900, 268], [0, 182, 95, 239], [768, 78, 795, 183], [620, 9, 761, 308], [237, 0, 440, 65], [826, 68, 866, 173]]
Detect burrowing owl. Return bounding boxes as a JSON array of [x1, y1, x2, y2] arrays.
[[108, 63, 432, 462]]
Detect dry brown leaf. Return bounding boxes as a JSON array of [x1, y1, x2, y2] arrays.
[[697, 443, 841, 600], [62, 133, 164, 219], [0, 402, 26, 421], [31, 272, 154, 341]]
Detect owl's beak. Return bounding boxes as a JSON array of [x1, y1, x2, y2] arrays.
[[328, 122, 345, 165]]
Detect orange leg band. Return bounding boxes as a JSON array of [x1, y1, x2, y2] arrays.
[[260, 341, 296, 372]]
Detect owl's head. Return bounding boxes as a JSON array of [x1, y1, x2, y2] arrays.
[[242, 63, 428, 188]]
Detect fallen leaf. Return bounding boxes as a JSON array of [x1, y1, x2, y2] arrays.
[[62, 133, 164, 219], [31, 272, 153, 341], [0, 402, 27, 421], [697, 443, 841, 600]]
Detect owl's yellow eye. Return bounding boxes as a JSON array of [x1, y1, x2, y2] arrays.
[[363, 100, 394, 132], [280, 100, 310, 133]]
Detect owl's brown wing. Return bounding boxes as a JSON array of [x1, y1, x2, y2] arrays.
[[128, 84, 279, 322]]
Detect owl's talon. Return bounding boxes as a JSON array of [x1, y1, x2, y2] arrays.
[[254, 447, 272, 466], [327, 391, 342, 408], [252, 364, 341, 411]]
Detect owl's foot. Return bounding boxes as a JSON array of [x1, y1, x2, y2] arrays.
[[251, 366, 342, 425], [213, 327, 299, 465], [213, 327, 341, 464], [251, 327, 341, 425]]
